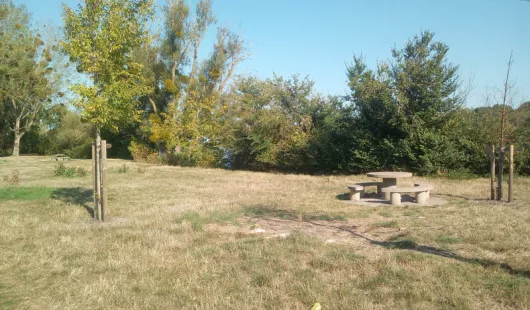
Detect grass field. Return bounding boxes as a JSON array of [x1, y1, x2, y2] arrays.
[[1, 156, 529, 309]]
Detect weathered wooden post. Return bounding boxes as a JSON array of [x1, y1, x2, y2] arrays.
[[490, 144, 495, 200], [508, 144, 514, 202], [497, 146, 504, 201], [92, 141, 98, 219], [96, 133, 103, 220], [101, 140, 108, 221]]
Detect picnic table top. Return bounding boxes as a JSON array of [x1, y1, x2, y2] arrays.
[[367, 171, 412, 179]]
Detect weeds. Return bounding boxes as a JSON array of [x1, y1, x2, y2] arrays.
[[118, 164, 129, 174], [76, 167, 88, 177], [54, 163, 87, 177], [3, 169, 20, 186]]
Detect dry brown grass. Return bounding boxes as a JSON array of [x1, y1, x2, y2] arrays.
[[1, 156, 529, 309]]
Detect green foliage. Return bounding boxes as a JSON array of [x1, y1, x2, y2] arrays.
[[0, 0, 59, 155], [128, 139, 159, 164], [3, 169, 20, 186], [62, 0, 154, 131], [222, 75, 321, 171], [54, 163, 86, 177], [346, 31, 465, 174], [131, 0, 248, 166], [45, 110, 93, 158]]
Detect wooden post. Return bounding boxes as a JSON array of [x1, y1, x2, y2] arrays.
[[490, 144, 495, 200], [508, 144, 514, 202], [497, 147, 504, 201], [96, 133, 102, 220], [92, 142, 98, 219], [101, 140, 108, 221]]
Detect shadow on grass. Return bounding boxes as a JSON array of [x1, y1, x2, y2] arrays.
[[245, 205, 530, 279], [436, 193, 495, 202], [310, 221, 530, 279], [337, 192, 418, 204], [336, 193, 350, 201], [51, 187, 94, 218], [244, 205, 347, 222]]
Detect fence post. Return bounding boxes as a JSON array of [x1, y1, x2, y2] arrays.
[[96, 135, 102, 220], [508, 144, 514, 202], [497, 147, 504, 201], [101, 140, 108, 221], [92, 141, 98, 219], [490, 144, 495, 200]]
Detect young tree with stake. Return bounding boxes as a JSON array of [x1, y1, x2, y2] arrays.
[[62, 0, 154, 219]]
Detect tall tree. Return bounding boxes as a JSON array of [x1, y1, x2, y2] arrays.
[[0, 0, 57, 156], [222, 75, 321, 171], [347, 31, 465, 174], [133, 0, 248, 165], [62, 0, 154, 141]]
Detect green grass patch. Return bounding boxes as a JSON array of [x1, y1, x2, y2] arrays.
[[378, 211, 393, 218], [175, 210, 241, 231], [428, 169, 483, 180], [0, 186, 53, 202], [374, 220, 398, 228], [244, 205, 298, 220], [436, 236, 460, 244], [304, 214, 347, 221]]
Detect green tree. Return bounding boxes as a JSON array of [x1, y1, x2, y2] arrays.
[[0, 0, 58, 156], [346, 31, 465, 174], [222, 75, 321, 171], [46, 109, 93, 158], [62, 0, 154, 142], [132, 0, 248, 166]]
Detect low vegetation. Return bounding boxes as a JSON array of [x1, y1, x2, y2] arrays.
[[2, 169, 20, 186], [54, 163, 87, 177], [1, 157, 529, 309]]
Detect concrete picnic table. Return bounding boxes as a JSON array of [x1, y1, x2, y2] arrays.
[[367, 171, 412, 200]]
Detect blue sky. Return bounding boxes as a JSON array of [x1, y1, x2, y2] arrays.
[[14, 0, 530, 107]]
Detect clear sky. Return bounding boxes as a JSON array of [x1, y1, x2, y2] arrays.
[[13, 0, 530, 107]]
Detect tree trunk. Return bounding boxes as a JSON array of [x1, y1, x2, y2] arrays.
[[12, 132, 22, 156], [12, 116, 23, 156]]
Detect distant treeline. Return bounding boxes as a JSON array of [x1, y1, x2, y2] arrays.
[[1, 1, 529, 176]]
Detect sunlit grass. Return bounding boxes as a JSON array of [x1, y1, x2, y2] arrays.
[[0, 156, 529, 309], [0, 186, 54, 201]]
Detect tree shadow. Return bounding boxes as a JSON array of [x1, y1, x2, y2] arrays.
[[436, 193, 497, 202], [309, 221, 530, 279], [244, 204, 346, 222], [244, 204, 530, 279], [51, 187, 94, 218]]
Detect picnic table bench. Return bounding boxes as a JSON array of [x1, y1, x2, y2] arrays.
[[51, 154, 70, 161], [381, 184, 432, 205], [347, 181, 383, 200]]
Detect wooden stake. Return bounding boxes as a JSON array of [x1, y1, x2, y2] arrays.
[[508, 144, 514, 202], [92, 142, 98, 219], [96, 132, 102, 220], [497, 147, 504, 201], [490, 144, 495, 200], [101, 140, 108, 221]]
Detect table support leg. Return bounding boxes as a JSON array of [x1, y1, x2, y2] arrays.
[[382, 178, 397, 200]]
